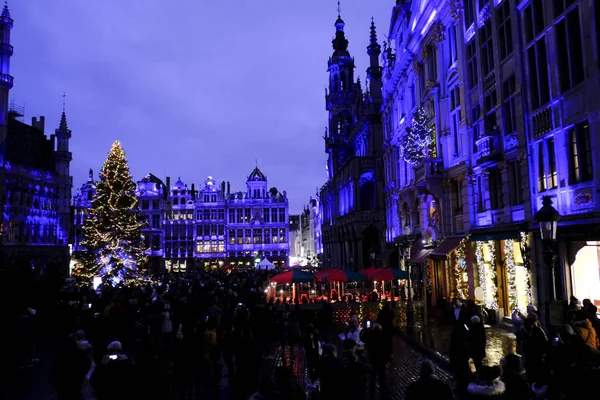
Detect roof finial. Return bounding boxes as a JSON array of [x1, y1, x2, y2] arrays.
[[254, 158, 258, 168], [2, 2, 10, 19], [62, 92, 66, 113], [337, 0, 341, 18]]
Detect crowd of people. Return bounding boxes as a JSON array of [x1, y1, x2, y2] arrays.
[[4, 267, 600, 400], [446, 297, 600, 399]]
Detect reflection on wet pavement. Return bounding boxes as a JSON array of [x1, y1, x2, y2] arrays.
[[401, 320, 517, 367]]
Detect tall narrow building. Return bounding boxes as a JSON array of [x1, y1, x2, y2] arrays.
[[0, 4, 73, 273], [320, 7, 385, 271]]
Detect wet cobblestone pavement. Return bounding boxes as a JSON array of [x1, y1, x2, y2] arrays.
[[3, 335, 453, 400], [401, 320, 516, 367]]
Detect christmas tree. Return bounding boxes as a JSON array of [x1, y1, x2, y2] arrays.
[[400, 106, 433, 164], [79, 141, 147, 285]]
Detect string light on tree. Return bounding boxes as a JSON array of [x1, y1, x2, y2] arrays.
[[78, 140, 148, 285], [400, 106, 433, 164], [504, 239, 519, 311], [474, 240, 498, 310], [453, 238, 469, 299], [520, 231, 533, 305]]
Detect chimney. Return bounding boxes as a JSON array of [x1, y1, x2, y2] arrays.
[[221, 181, 225, 193], [191, 183, 196, 200], [165, 177, 171, 199], [227, 181, 231, 195]]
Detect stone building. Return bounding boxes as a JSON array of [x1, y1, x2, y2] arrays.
[[319, 8, 386, 271], [382, 0, 600, 318], [0, 4, 72, 274], [73, 167, 290, 271], [300, 195, 323, 267]]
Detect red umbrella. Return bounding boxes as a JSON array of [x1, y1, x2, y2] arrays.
[[269, 269, 314, 284], [370, 268, 408, 281], [315, 268, 338, 281], [360, 267, 381, 277], [322, 269, 367, 282]]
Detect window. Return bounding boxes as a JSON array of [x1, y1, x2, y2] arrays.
[[264, 228, 271, 244], [427, 44, 437, 82], [237, 229, 243, 244], [479, 21, 494, 77], [527, 37, 550, 110], [253, 229, 262, 244], [279, 228, 286, 243], [450, 86, 462, 156], [229, 209, 235, 223], [448, 24, 458, 65], [210, 225, 217, 236], [152, 200, 159, 209], [467, 42, 478, 89], [538, 142, 547, 192], [503, 76, 517, 134], [204, 225, 210, 236], [555, 6, 584, 93], [203, 210, 210, 220], [548, 138, 558, 189], [453, 180, 463, 213], [218, 225, 224, 236], [210, 210, 217, 220], [477, 176, 485, 212], [229, 229, 235, 245], [151, 235, 161, 250], [524, 0, 545, 43], [484, 90, 497, 133], [508, 161, 524, 206], [568, 121, 593, 184], [141, 200, 149, 210], [152, 215, 160, 229], [489, 169, 504, 210], [279, 208, 286, 223], [496, 0, 513, 61], [244, 208, 251, 223], [271, 208, 278, 223], [173, 198, 178, 205], [464, 0, 475, 27], [472, 103, 481, 152], [263, 208, 270, 223], [245, 229, 251, 244], [218, 209, 224, 220]]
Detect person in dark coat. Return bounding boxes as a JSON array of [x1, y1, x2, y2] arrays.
[[339, 339, 371, 400], [376, 302, 395, 356], [90, 341, 133, 400], [318, 344, 343, 400], [51, 335, 90, 400], [449, 299, 469, 395], [405, 359, 453, 400], [468, 315, 487, 374], [465, 365, 506, 400], [364, 323, 390, 399], [500, 354, 530, 400]]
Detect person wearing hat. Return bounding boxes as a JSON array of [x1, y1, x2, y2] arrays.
[[465, 365, 506, 399], [90, 341, 133, 400]]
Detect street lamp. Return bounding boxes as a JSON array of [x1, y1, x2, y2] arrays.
[[402, 226, 417, 328], [534, 196, 560, 300]]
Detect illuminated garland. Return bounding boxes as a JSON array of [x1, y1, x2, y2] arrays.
[[474, 240, 498, 310], [520, 231, 533, 305], [504, 239, 518, 311], [400, 107, 433, 164], [453, 239, 469, 299]]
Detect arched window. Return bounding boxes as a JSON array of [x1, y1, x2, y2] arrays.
[[333, 75, 340, 91], [173, 198, 179, 205], [341, 72, 347, 90], [414, 198, 421, 225]]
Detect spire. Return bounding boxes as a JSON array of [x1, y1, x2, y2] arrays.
[[332, 1, 349, 55], [2, 2, 10, 19], [88, 168, 94, 182], [370, 18, 377, 46], [59, 92, 69, 130]]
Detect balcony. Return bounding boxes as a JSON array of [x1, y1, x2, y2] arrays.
[[414, 158, 445, 184], [0, 43, 13, 55], [475, 128, 501, 164], [0, 73, 13, 87]]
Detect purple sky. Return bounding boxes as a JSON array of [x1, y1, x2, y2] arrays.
[[9, 0, 391, 213]]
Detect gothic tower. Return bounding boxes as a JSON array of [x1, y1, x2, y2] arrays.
[[55, 106, 72, 245], [367, 19, 383, 106], [0, 2, 13, 132], [324, 2, 356, 179]]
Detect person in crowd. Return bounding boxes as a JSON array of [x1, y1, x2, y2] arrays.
[[302, 324, 321, 385], [338, 315, 363, 353], [405, 359, 453, 400], [273, 366, 305, 400], [500, 354, 530, 400], [565, 295, 581, 324], [234, 325, 261, 400], [249, 377, 279, 400], [449, 298, 470, 396], [573, 310, 600, 351], [339, 339, 371, 400], [90, 341, 133, 400], [520, 311, 548, 383], [468, 315, 487, 374], [363, 322, 390, 400], [51, 334, 91, 400], [465, 365, 506, 400], [318, 343, 343, 399], [376, 302, 395, 356]]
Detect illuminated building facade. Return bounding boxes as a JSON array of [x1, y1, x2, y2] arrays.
[[300, 195, 323, 267], [0, 4, 73, 273], [73, 167, 289, 270], [319, 8, 386, 271], [383, 0, 600, 317]]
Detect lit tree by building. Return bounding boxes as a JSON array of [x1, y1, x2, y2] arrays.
[[400, 106, 434, 164], [79, 141, 147, 284]]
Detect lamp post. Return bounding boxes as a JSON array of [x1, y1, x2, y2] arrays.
[[534, 196, 560, 300], [403, 226, 417, 328]]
